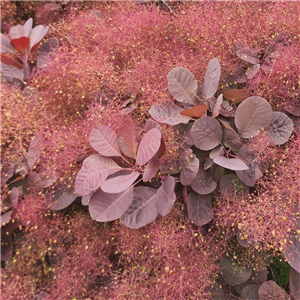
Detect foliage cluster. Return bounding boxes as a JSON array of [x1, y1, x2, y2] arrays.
[[1, 1, 300, 299]]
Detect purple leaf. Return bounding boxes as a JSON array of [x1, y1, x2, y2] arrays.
[[148, 102, 191, 125], [120, 186, 158, 229], [212, 93, 223, 118], [89, 125, 121, 157], [258, 281, 289, 300], [209, 146, 224, 159], [156, 175, 176, 216], [45, 188, 77, 211], [213, 156, 249, 171], [246, 63, 260, 79], [187, 192, 213, 226], [81, 194, 91, 206], [89, 186, 134, 222], [75, 154, 122, 196], [203, 157, 213, 170], [283, 229, 300, 273], [145, 119, 162, 132], [167, 67, 197, 105], [136, 128, 161, 166], [219, 174, 249, 196], [26, 169, 56, 188], [290, 267, 300, 299], [1, 33, 15, 53], [236, 44, 260, 64], [191, 117, 223, 151], [1, 229, 13, 260], [179, 149, 199, 186], [202, 58, 221, 100], [143, 156, 160, 182], [220, 254, 252, 286], [0, 63, 24, 81], [266, 111, 293, 145], [118, 116, 138, 159], [235, 96, 273, 138], [191, 169, 217, 195], [236, 145, 262, 187], [26, 133, 44, 170], [29, 25, 49, 49], [2, 187, 19, 211], [283, 102, 300, 117], [240, 284, 260, 299], [1, 211, 12, 227], [234, 66, 248, 83], [101, 172, 139, 193], [222, 127, 243, 152]]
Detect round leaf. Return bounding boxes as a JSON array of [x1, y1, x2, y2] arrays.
[[136, 128, 161, 166], [187, 192, 213, 226], [191, 169, 217, 195], [89, 125, 121, 157], [191, 117, 223, 150], [258, 281, 289, 300], [240, 284, 260, 300], [120, 186, 157, 229], [235, 96, 273, 138], [202, 58, 221, 100], [179, 149, 199, 186], [213, 156, 249, 171], [89, 186, 134, 222], [266, 111, 293, 145], [167, 67, 197, 105]]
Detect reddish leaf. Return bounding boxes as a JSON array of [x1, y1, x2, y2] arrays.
[[143, 156, 160, 182], [155, 137, 166, 159], [167, 67, 197, 105], [223, 88, 250, 104], [156, 175, 176, 216], [213, 156, 249, 171], [10, 37, 30, 53], [120, 186, 158, 229], [89, 125, 121, 157], [101, 172, 139, 193], [136, 128, 161, 166], [89, 186, 134, 222], [187, 192, 213, 226], [191, 169, 217, 195], [191, 117, 223, 151], [149, 102, 191, 125], [202, 58, 221, 100], [179, 149, 199, 186], [145, 119, 162, 132], [1, 53, 23, 69], [180, 104, 209, 118]]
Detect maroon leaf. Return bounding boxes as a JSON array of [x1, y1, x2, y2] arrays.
[[179, 149, 199, 186], [202, 58, 221, 100], [191, 117, 223, 151], [180, 104, 209, 118], [10, 37, 30, 53], [89, 125, 121, 157], [167, 67, 197, 105], [89, 186, 134, 222], [149, 102, 191, 125], [290, 267, 300, 299], [235, 96, 273, 138], [222, 126, 243, 152], [101, 172, 139, 193], [156, 175, 176, 217], [136, 128, 161, 166], [212, 93, 223, 118], [45, 188, 77, 211], [75, 154, 122, 196], [283, 102, 300, 117], [213, 156, 248, 171], [1, 53, 23, 69], [219, 174, 249, 196], [266, 111, 293, 145], [220, 254, 252, 286], [236, 145, 262, 187], [223, 88, 250, 105], [0, 63, 24, 81], [118, 116, 138, 159], [120, 186, 158, 229], [1, 211, 12, 227], [143, 157, 160, 182], [155, 137, 166, 159], [258, 281, 289, 300], [191, 169, 217, 195], [1, 187, 19, 211], [187, 192, 213, 226]]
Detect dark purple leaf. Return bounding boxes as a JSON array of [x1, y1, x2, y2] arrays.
[[155, 137, 166, 159], [89, 186, 134, 222], [0, 63, 24, 81], [187, 192, 213, 226], [45, 188, 77, 210], [236, 44, 260, 64], [120, 186, 157, 229], [1, 211, 12, 227], [258, 281, 289, 300], [213, 156, 248, 171], [203, 157, 213, 170], [236, 227, 255, 247], [75, 154, 122, 196], [149, 102, 191, 125], [156, 175, 176, 216], [26, 169, 56, 188], [25, 133, 44, 170], [89, 125, 121, 157], [202, 58, 221, 100], [191, 169, 217, 195], [2, 187, 19, 211], [219, 174, 249, 196], [210, 164, 224, 183], [266, 111, 293, 145], [220, 254, 252, 286], [236, 145, 262, 187], [222, 126, 243, 152], [118, 116, 138, 159], [191, 117, 223, 150], [179, 149, 199, 186], [235, 96, 273, 138], [143, 157, 160, 182], [283, 102, 300, 117], [283, 230, 300, 273], [101, 172, 139, 193], [136, 128, 161, 166], [209, 146, 224, 159], [212, 93, 223, 118], [234, 66, 247, 83], [167, 67, 197, 105], [1, 229, 13, 260], [246, 63, 260, 79], [240, 284, 259, 300], [290, 267, 300, 299]]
